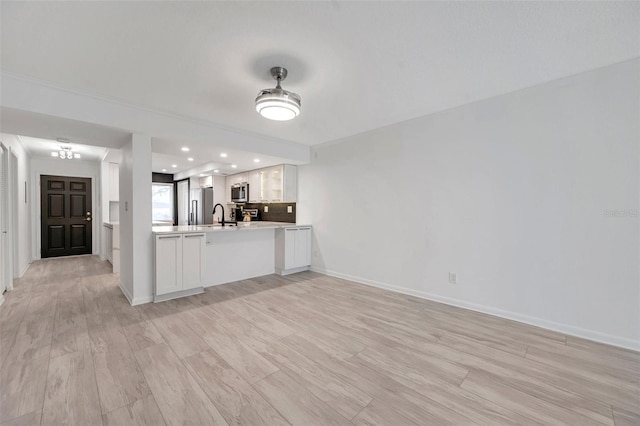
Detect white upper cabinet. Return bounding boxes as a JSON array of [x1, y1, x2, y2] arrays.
[[199, 175, 213, 188], [109, 162, 119, 202], [281, 164, 297, 203], [248, 170, 262, 202], [226, 165, 296, 203]]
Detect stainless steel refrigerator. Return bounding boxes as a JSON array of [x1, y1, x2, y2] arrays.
[[190, 187, 214, 225]]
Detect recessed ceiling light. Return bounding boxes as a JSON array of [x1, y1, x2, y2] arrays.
[[213, 169, 219, 173], [162, 169, 167, 172], [199, 173, 206, 177], [188, 157, 194, 162], [74, 153, 81, 159], [253, 159, 260, 163], [171, 164, 177, 168], [181, 147, 190, 152], [220, 153, 227, 158], [231, 164, 237, 168], [51, 152, 58, 157]]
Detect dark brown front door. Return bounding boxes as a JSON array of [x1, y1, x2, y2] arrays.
[[41, 175, 92, 258]]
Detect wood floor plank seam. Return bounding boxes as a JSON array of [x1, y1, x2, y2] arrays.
[[348, 397, 373, 421], [37, 296, 59, 426], [461, 369, 616, 425], [3, 257, 638, 426], [458, 370, 470, 387]]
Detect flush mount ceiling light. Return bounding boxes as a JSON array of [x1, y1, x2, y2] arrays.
[[51, 146, 80, 160], [255, 67, 301, 121]]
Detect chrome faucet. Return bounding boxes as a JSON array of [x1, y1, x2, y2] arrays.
[[212, 203, 226, 226]]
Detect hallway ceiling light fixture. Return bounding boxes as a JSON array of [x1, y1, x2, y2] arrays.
[[255, 67, 301, 121], [51, 146, 80, 159]]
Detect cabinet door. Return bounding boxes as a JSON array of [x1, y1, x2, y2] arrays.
[[156, 235, 182, 296], [248, 171, 262, 202], [105, 226, 113, 262], [267, 166, 283, 202], [182, 233, 204, 290], [294, 227, 311, 267], [109, 163, 119, 201], [284, 228, 297, 270], [282, 164, 297, 202]]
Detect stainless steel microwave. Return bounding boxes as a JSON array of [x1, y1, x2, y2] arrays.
[[231, 183, 249, 203]]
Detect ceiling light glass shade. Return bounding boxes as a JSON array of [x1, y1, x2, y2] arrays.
[[54, 147, 75, 159], [255, 88, 301, 121]]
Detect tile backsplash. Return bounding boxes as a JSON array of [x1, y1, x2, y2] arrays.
[[243, 202, 296, 223]]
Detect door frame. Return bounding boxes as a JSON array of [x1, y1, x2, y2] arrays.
[[0, 143, 8, 299], [11, 152, 19, 282], [32, 167, 99, 260]]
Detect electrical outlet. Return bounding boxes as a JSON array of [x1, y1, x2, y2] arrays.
[[287, 205, 293, 213], [264, 206, 268, 213], [448, 272, 457, 284]]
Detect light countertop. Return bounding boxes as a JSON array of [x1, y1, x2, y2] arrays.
[[152, 221, 310, 234]]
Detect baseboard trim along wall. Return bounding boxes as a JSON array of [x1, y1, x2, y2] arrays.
[[311, 267, 640, 352], [132, 296, 154, 306], [17, 261, 32, 279], [119, 281, 134, 304]]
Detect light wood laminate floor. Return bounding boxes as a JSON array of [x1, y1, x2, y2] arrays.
[[1, 256, 638, 425]]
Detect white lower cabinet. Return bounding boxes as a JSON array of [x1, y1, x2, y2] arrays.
[[275, 226, 312, 275], [155, 233, 204, 300], [182, 233, 204, 290], [104, 224, 113, 263]]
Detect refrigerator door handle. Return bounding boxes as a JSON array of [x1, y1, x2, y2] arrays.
[[191, 200, 198, 225]]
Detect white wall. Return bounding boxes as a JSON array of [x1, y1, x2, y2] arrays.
[[100, 159, 110, 260], [0, 134, 32, 279], [213, 175, 227, 222], [119, 134, 153, 305], [30, 156, 101, 261], [298, 59, 640, 350]]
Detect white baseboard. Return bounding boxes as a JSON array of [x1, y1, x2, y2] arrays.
[[118, 281, 134, 304], [311, 267, 640, 352], [118, 281, 153, 306], [132, 295, 154, 306], [17, 260, 32, 278], [153, 287, 203, 303]]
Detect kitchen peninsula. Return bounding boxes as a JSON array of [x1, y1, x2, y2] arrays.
[[153, 222, 311, 302]]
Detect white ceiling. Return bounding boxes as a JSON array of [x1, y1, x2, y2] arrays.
[[17, 135, 107, 161], [0, 107, 131, 149], [1, 2, 638, 148], [151, 138, 299, 175]]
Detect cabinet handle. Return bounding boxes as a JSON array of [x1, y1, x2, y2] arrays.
[[298, 227, 311, 230], [285, 228, 298, 231], [158, 235, 180, 239], [185, 234, 205, 238]]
